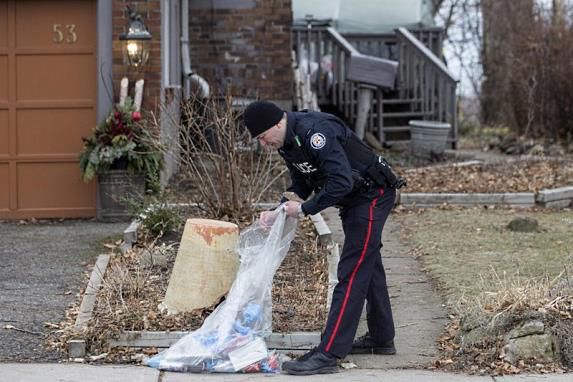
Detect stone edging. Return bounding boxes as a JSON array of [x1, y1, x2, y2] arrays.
[[397, 186, 573, 209], [68, 254, 111, 358], [536, 186, 573, 208], [109, 331, 320, 350], [121, 220, 140, 253]]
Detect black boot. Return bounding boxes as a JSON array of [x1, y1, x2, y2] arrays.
[[350, 332, 396, 355], [282, 349, 338, 375]]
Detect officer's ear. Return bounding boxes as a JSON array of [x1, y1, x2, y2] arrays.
[[275, 114, 286, 130]]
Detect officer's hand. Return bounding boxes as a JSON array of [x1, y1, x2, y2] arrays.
[[260, 210, 278, 229], [283, 201, 301, 218]]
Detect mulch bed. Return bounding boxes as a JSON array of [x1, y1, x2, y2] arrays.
[[48, 215, 328, 359], [398, 158, 573, 193], [272, 219, 328, 332]]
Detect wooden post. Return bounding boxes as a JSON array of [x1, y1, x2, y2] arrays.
[[376, 88, 384, 144], [355, 85, 374, 140]]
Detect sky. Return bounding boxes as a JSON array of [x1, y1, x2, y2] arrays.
[[436, 0, 558, 98]]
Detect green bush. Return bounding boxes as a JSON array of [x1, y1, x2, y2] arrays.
[[126, 184, 182, 238]]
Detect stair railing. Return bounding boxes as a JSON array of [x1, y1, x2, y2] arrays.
[[344, 27, 444, 61], [292, 25, 458, 146], [395, 27, 458, 146], [293, 25, 388, 141]]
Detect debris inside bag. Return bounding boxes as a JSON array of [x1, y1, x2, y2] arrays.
[[145, 207, 297, 373]]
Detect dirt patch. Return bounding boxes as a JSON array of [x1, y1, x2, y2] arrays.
[[399, 158, 573, 193]]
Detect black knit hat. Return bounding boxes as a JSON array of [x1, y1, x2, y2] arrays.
[[243, 101, 284, 137]]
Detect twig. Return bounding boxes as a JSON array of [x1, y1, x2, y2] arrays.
[[396, 322, 418, 328], [3, 325, 43, 336]]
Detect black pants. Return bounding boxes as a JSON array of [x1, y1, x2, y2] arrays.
[[318, 187, 396, 358]]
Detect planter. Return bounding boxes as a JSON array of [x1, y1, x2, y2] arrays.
[[97, 170, 145, 222], [409, 120, 451, 159]]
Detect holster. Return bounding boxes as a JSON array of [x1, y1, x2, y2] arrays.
[[366, 156, 407, 189]]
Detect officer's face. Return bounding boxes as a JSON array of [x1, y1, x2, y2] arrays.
[[256, 120, 286, 149]]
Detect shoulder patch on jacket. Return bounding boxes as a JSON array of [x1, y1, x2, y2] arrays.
[[310, 133, 326, 149]]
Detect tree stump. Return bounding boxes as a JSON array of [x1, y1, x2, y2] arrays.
[[160, 219, 239, 314]]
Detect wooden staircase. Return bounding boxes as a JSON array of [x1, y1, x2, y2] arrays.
[[292, 24, 459, 147]]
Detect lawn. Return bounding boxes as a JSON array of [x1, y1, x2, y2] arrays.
[[398, 208, 573, 303]]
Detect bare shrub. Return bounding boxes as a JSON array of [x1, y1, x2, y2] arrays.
[[481, 0, 573, 143], [162, 94, 287, 220]]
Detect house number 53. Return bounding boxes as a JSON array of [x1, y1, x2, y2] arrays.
[[52, 24, 77, 43]]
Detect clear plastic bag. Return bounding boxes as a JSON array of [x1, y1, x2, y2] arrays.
[[145, 207, 297, 373]]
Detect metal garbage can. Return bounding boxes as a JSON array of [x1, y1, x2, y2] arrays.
[[409, 120, 451, 159]]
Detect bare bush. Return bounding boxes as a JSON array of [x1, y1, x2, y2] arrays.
[[161, 94, 287, 220], [436, 1, 573, 144], [481, 0, 573, 143]]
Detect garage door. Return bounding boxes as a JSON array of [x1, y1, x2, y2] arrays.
[[0, 0, 97, 219]]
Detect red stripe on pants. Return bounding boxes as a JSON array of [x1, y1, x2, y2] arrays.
[[325, 188, 384, 352]]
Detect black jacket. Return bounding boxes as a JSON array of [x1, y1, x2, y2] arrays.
[[278, 111, 378, 216]]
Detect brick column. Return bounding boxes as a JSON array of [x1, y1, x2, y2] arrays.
[[112, 0, 161, 113], [188, 0, 293, 105]]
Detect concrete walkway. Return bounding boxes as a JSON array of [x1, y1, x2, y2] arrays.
[[321, 207, 448, 369], [0, 363, 571, 382]]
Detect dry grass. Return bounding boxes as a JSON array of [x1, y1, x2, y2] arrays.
[[400, 208, 573, 302], [455, 270, 573, 321], [436, 270, 573, 373], [399, 208, 573, 372]]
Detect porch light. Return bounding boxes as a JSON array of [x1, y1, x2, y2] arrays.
[[119, 7, 152, 68]]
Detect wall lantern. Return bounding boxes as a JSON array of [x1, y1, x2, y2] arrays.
[[119, 7, 152, 68]]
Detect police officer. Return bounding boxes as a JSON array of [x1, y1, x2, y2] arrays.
[[243, 101, 404, 375]]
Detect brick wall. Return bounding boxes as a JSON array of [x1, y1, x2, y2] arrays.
[[112, 0, 161, 113], [188, 0, 293, 105], [110, 0, 294, 110]]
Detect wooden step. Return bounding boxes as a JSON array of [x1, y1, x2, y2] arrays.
[[382, 111, 432, 118], [381, 139, 411, 145], [380, 98, 422, 105], [382, 126, 411, 133]]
